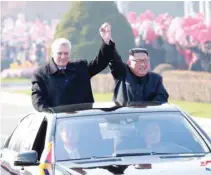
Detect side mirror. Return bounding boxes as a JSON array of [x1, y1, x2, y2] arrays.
[[14, 150, 38, 166]]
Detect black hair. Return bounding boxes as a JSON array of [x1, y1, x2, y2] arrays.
[[129, 48, 148, 56]]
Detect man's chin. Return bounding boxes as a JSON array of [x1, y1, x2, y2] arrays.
[[137, 71, 148, 77], [58, 63, 68, 67]]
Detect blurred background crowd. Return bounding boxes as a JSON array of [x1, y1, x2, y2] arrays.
[[1, 13, 59, 70], [1, 1, 211, 75]]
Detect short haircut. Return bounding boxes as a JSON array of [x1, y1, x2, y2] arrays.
[[51, 38, 72, 52], [129, 48, 148, 56]]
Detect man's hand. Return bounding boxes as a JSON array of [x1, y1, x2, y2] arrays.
[[99, 22, 112, 44]]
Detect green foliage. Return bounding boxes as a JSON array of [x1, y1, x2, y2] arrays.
[[72, 41, 99, 60], [54, 1, 135, 66]]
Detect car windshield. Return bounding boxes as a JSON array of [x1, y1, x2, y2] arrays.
[[54, 112, 209, 161]]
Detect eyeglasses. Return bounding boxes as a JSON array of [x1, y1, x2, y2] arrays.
[[132, 59, 150, 64]]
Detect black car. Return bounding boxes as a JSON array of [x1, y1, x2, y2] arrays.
[[1, 102, 211, 175]]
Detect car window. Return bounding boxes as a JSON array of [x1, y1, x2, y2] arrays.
[[7, 114, 43, 152], [20, 115, 44, 152], [54, 112, 209, 161], [7, 114, 32, 151]]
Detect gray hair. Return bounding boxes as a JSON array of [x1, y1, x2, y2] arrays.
[[51, 38, 72, 52]]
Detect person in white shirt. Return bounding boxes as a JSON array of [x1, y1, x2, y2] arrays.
[[144, 123, 161, 149], [58, 123, 81, 159]]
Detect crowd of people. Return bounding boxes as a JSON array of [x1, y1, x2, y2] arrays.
[[127, 10, 211, 72], [1, 11, 211, 72], [1, 13, 58, 71]]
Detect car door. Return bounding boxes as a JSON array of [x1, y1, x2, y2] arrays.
[[0, 113, 44, 175], [20, 115, 48, 175]]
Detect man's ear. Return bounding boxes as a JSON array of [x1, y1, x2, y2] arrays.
[[127, 60, 131, 66]]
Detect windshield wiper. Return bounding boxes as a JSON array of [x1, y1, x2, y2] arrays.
[[58, 155, 119, 162], [113, 152, 180, 157], [58, 152, 208, 162], [114, 152, 208, 158], [58, 157, 91, 162]]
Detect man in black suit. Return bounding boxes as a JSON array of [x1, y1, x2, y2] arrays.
[[106, 22, 169, 105], [31, 22, 115, 111]]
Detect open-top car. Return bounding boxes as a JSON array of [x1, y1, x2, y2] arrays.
[[1, 102, 211, 175]]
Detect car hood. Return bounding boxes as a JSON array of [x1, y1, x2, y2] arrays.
[[56, 154, 211, 175]]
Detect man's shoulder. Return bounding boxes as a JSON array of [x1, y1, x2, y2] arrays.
[[33, 64, 48, 77], [72, 58, 88, 64], [148, 72, 162, 80], [70, 59, 89, 68]]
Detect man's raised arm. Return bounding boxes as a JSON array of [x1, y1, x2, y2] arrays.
[[88, 22, 115, 77]]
